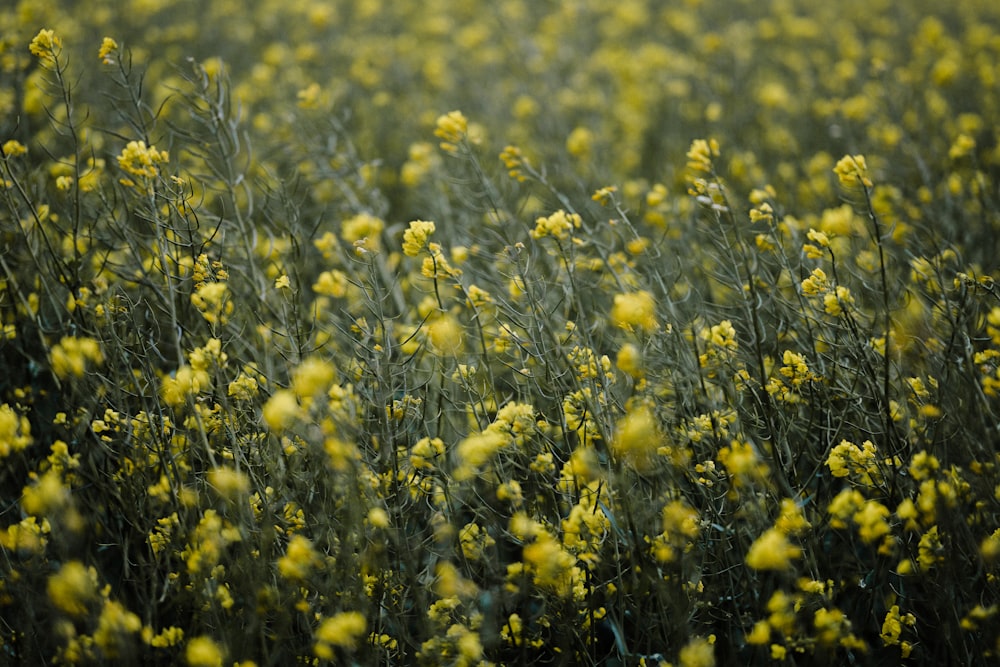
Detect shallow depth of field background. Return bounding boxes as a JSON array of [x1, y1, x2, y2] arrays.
[[3, 1, 1000, 665]]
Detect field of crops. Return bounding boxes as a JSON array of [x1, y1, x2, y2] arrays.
[[3, 1, 1000, 665]]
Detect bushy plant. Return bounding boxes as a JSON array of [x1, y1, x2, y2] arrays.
[[2, 1, 1000, 665]]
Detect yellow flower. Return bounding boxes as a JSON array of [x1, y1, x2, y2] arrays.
[[313, 269, 349, 298], [48, 561, 98, 618], [93, 599, 142, 658], [340, 212, 384, 251], [686, 138, 720, 173], [611, 404, 662, 470], [21, 470, 70, 516], [610, 290, 658, 334], [367, 507, 390, 529], [800, 267, 828, 296], [185, 636, 225, 667], [50, 336, 105, 379], [459, 522, 495, 561], [853, 500, 891, 544], [402, 220, 436, 256], [775, 498, 811, 535], [2, 140, 27, 157], [833, 154, 873, 188], [98, 37, 118, 64], [679, 636, 715, 667], [746, 621, 770, 645], [427, 314, 464, 356], [277, 535, 318, 581], [745, 528, 801, 571], [530, 209, 581, 242], [523, 532, 577, 596], [263, 389, 299, 431], [917, 525, 943, 570], [190, 282, 232, 326], [117, 140, 169, 180], [566, 126, 594, 158], [0, 403, 33, 457], [29, 29, 62, 64], [616, 342, 644, 378], [207, 467, 250, 501], [455, 429, 507, 480], [292, 357, 336, 399], [315, 611, 367, 657], [434, 110, 468, 152]]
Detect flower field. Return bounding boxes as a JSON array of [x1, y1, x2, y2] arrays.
[[3, 0, 1000, 665]]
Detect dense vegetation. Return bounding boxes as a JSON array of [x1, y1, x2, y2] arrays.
[[2, 1, 1000, 665]]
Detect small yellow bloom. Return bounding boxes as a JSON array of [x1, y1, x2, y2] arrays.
[[530, 209, 581, 242], [610, 290, 658, 334], [686, 138, 720, 173], [185, 636, 225, 667], [262, 389, 299, 431], [0, 403, 33, 457], [277, 535, 318, 582], [833, 154, 873, 188], [47, 561, 98, 618], [566, 126, 594, 158], [207, 467, 250, 501], [313, 270, 349, 298], [2, 140, 27, 157], [679, 636, 715, 667], [98, 37, 118, 64], [29, 29, 62, 64], [315, 611, 367, 656], [402, 220, 436, 256], [611, 404, 662, 470], [427, 314, 464, 356], [292, 357, 336, 399], [434, 110, 468, 152], [745, 528, 801, 571], [117, 140, 169, 180]]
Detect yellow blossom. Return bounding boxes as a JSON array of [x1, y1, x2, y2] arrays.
[[2, 140, 27, 157], [117, 140, 169, 180], [0, 403, 32, 457], [566, 126, 594, 158], [679, 636, 715, 667], [277, 535, 318, 582], [29, 29, 62, 64], [611, 404, 662, 470], [340, 212, 384, 252], [98, 37, 118, 64], [745, 528, 801, 571], [207, 467, 250, 501], [427, 314, 464, 355], [191, 282, 232, 326], [616, 342, 644, 378], [530, 209, 581, 242], [402, 220, 436, 256], [93, 599, 142, 658], [47, 561, 98, 618], [610, 290, 658, 333], [292, 357, 336, 399], [315, 611, 367, 656], [50, 336, 105, 379], [262, 389, 299, 431], [686, 138, 720, 173], [434, 110, 468, 152], [185, 636, 225, 667], [313, 270, 349, 298], [833, 154, 873, 188]]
